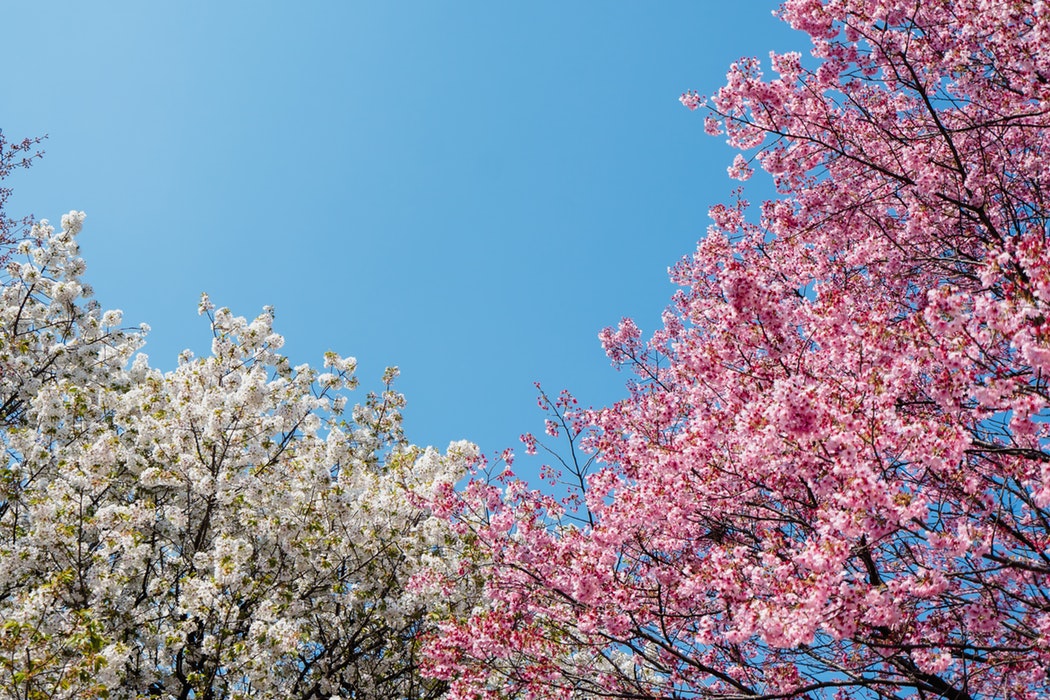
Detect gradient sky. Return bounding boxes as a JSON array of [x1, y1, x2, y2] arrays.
[[4, 2, 802, 465]]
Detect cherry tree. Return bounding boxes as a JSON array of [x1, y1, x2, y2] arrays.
[[0, 211, 481, 698], [423, 1, 1050, 698]]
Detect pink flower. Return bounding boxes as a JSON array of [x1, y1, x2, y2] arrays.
[[679, 90, 702, 111]]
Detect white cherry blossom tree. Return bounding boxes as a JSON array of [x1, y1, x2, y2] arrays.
[[1, 211, 479, 699]]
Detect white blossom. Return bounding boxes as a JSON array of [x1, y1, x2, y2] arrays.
[[0, 211, 481, 699]]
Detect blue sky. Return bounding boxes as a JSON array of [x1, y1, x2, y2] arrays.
[[4, 2, 800, 462]]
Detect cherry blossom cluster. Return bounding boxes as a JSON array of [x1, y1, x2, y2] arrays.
[[421, 2, 1050, 698], [0, 212, 482, 699]]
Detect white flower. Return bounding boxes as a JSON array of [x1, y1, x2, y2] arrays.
[[60, 210, 85, 235]]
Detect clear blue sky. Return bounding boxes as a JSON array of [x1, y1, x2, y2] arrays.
[[4, 2, 800, 462]]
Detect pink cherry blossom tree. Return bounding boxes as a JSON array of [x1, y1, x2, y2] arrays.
[[424, 1, 1050, 698]]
